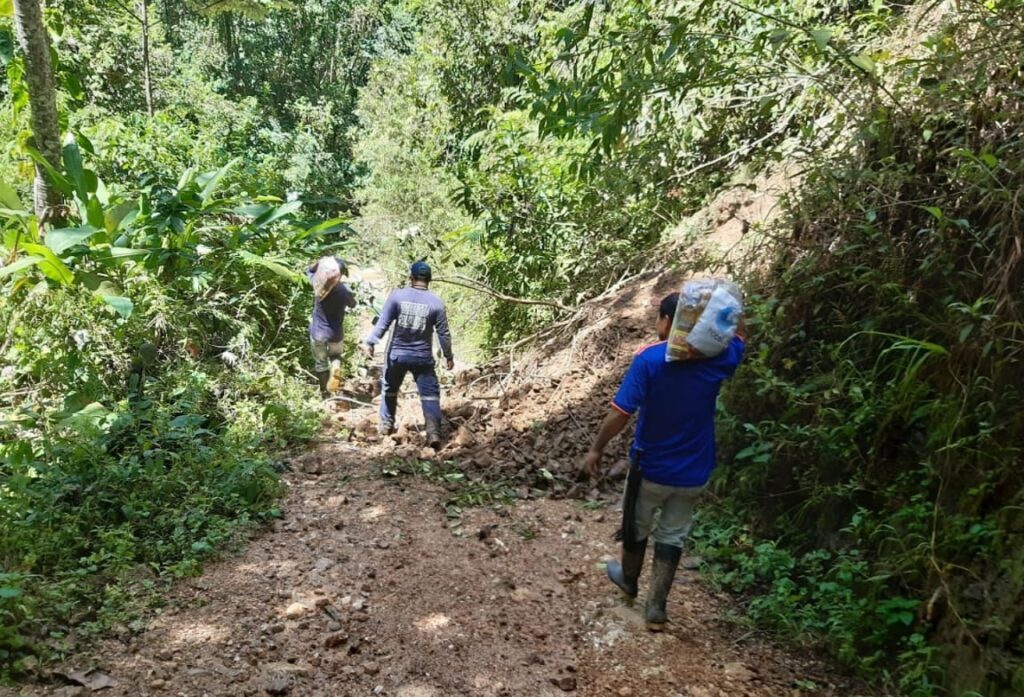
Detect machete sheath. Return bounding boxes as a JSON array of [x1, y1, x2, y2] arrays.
[[614, 452, 645, 551]]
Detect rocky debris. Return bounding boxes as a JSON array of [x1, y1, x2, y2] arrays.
[[324, 632, 349, 649], [552, 675, 577, 691], [724, 661, 755, 681], [53, 669, 116, 691], [284, 601, 307, 618]]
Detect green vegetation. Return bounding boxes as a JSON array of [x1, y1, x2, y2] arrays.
[[709, 4, 1024, 692], [0, 0, 372, 673], [2, 0, 1022, 693], [0, 141, 331, 671]]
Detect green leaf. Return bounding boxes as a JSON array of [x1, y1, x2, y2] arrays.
[[23, 146, 73, 196], [0, 179, 23, 210], [0, 0, 11, 18], [0, 27, 13, 65], [100, 295, 133, 319], [0, 587, 22, 599], [105, 201, 137, 232], [63, 71, 85, 101], [849, 53, 876, 75], [296, 216, 350, 242], [237, 250, 302, 282], [0, 255, 44, 280], [170, 414, 205, 429], [62, 133, 91, 202], [233, 203, 272, 219], [21, 243, 73, 285], [105, 246, 149, 259], [176, 166, 196, 191], [137, 341, 158, 367], [199, 158, 239, 204], [46, 225, 102, 255], [86, 196, 105, 229], [252, 200, 302, 229], [810, 29, 832, 51], [58, 402, 110, 434]]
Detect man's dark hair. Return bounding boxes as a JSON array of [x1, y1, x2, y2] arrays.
[[659, 292, 679, 320]]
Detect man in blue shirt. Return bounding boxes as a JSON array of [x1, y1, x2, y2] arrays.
[[308, 257, 357, 397], [362, 261, 454, 448], [580, 292, 745, 630]]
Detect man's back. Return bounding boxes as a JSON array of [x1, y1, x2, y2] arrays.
[[613, 337, 745, 488], [374, 286, 452, 364], [310, 282, 355, 343]]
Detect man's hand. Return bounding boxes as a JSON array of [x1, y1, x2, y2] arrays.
[[446, 357, 455, 371], [580, 449, 603, 480], [361, 344, 374, 359]]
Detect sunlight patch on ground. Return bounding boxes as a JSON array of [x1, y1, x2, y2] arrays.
[[397, 686, 440, 697], [168, 621, 230, 646], [360, 505, 386, 521], [414, 613, 451, 632]]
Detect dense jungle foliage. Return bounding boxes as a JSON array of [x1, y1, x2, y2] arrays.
[[2, 0, 1022, 694]]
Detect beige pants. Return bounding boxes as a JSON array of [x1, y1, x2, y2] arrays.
[[629, 478, 706, 548], [310, 340, 344, 373]]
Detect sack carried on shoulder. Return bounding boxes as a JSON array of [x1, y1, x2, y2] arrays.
[[666, 278, 744, 361], [313, 257, 341, 300]]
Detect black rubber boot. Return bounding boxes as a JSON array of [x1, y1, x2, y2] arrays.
[[645, 542, 683, 631], [606, 537, 648, 599], [378, 420, 395, 436], [425, 417, 442, 449], [315, 371, 330, 399]]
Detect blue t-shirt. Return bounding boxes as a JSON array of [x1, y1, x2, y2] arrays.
[[612, 337, 745, 487], [366, 286, 453, 365]]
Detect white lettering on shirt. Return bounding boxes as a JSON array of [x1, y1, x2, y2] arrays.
[[397, 302, 430, 333]]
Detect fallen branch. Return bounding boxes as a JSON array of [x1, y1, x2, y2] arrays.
[[433, 274, 575, 313], [326, 395, 374, 408]]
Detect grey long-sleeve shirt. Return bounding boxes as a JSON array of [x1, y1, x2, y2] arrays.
[[366, 286, 453, 364]]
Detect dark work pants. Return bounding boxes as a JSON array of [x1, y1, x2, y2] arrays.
[[380, 359, 441, 425]]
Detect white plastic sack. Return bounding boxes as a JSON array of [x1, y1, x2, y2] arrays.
[[666, 278, 744, 361], [312, 257, 341, 300]]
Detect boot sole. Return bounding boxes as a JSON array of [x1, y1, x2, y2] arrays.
[[645, 621, 667, 632]]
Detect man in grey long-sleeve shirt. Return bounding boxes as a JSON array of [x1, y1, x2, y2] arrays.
[[362, 261, 454, 447]]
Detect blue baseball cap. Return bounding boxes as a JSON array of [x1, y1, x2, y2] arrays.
[[410, 261, 432, 281]]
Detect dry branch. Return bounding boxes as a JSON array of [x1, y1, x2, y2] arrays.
[[433, 274, 575, 313]]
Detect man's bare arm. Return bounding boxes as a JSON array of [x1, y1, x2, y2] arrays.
[[580, 408, 631, 478]]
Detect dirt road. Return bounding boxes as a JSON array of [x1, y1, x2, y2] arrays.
[[15, 431, 859, 697]]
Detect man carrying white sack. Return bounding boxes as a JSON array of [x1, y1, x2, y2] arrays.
[[308, 256, 357, 398], [579, 281, 745, 631]]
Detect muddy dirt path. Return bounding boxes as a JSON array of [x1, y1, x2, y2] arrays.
[[15, 434, 859, 697]]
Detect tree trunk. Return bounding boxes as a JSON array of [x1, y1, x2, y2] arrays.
[[140, 0, 154, 116], [11, 0, 64, 225]]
